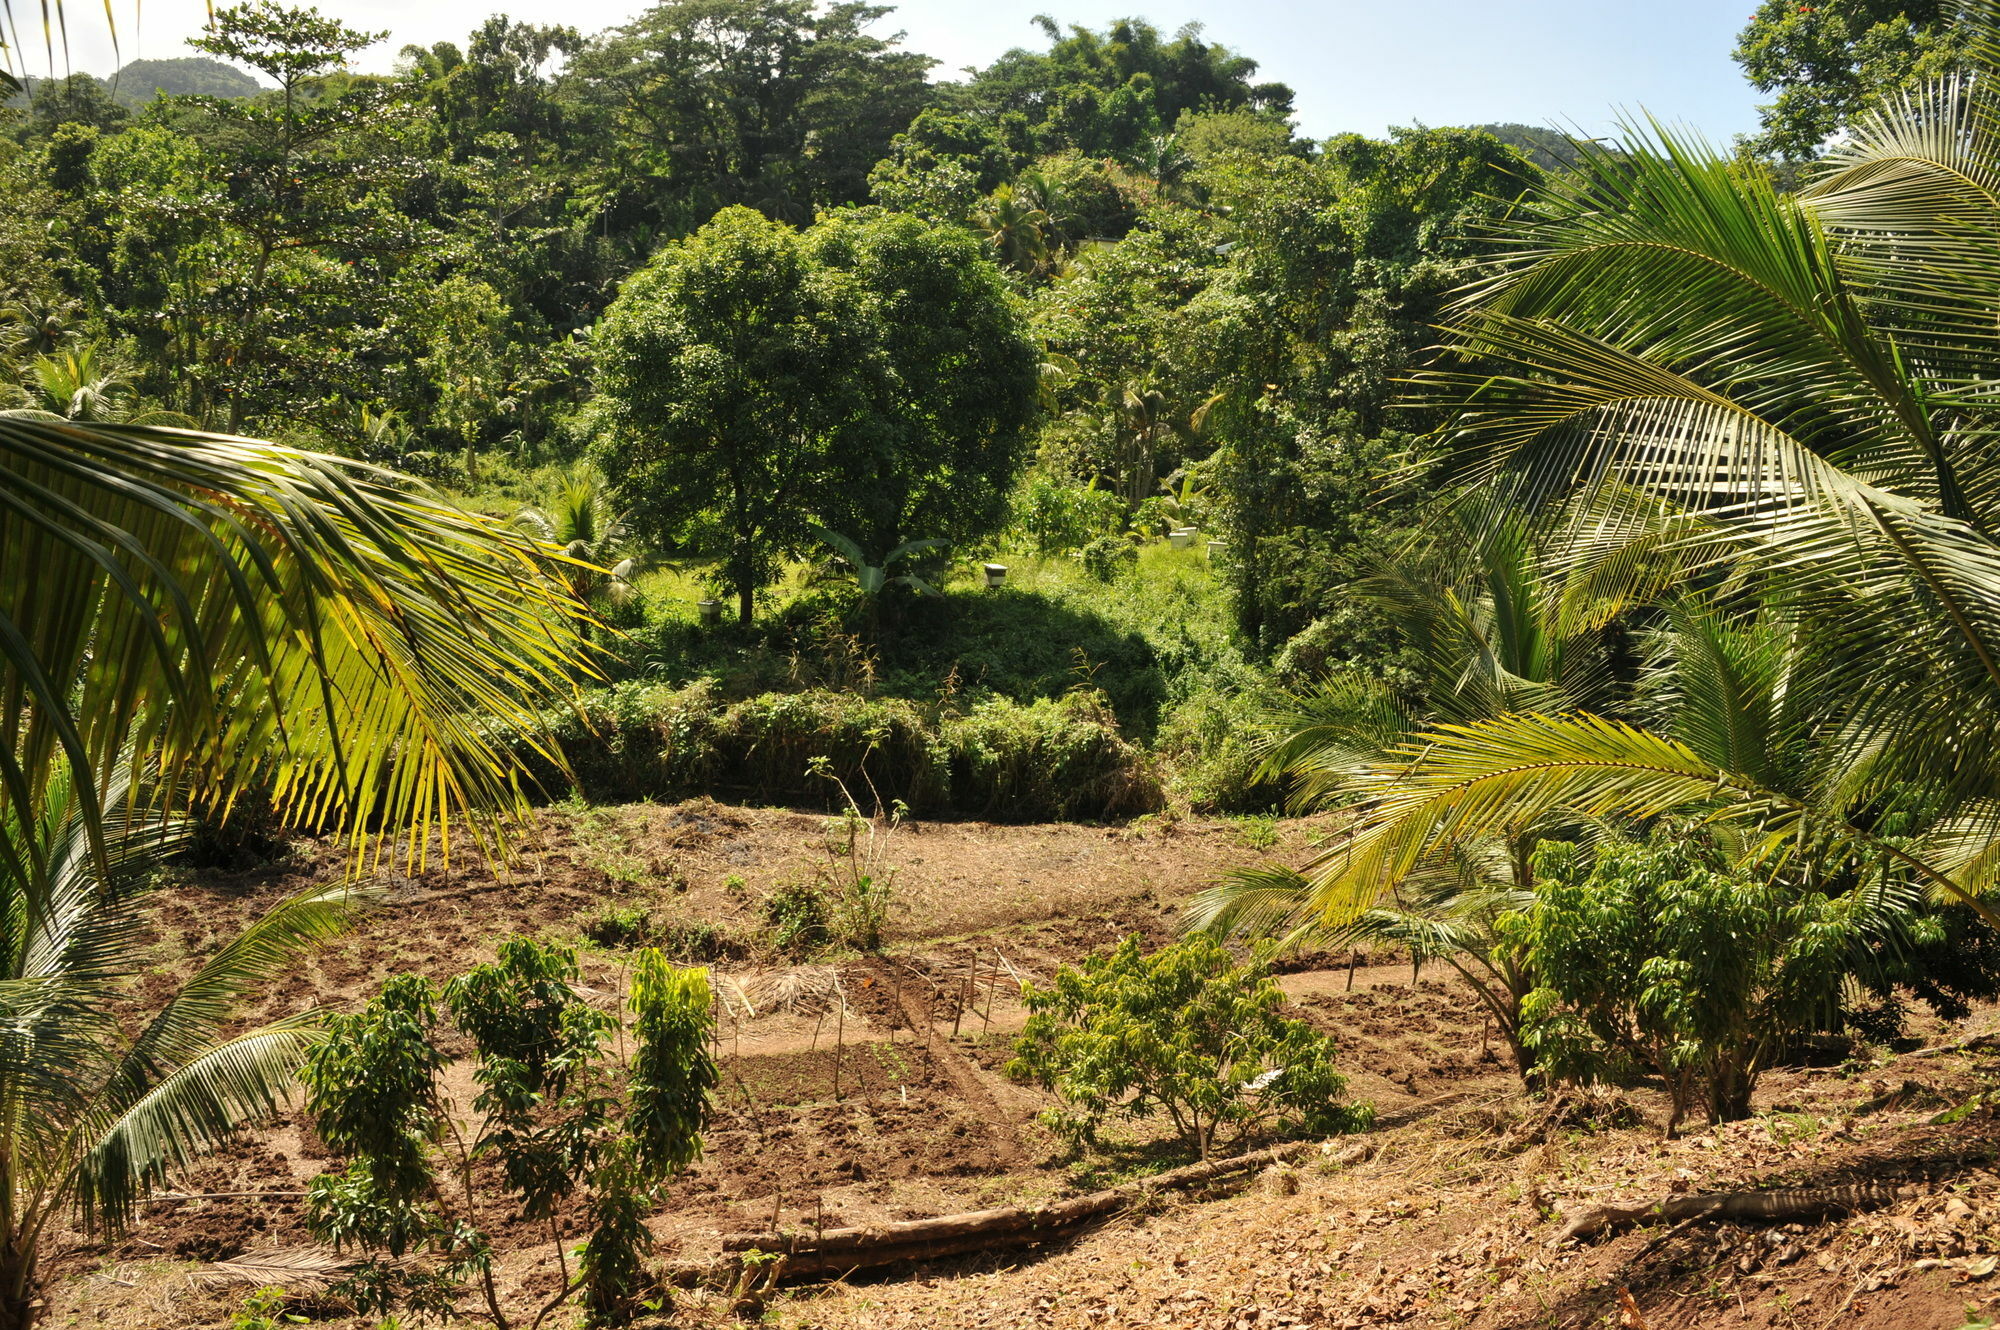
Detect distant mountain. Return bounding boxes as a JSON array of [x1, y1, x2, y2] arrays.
[[106, 56, 263, 106]]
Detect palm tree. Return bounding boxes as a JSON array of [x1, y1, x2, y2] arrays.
[[1135, 133, 1194, 202], [0, 769, 361, 1327], [514, 463, 637, 625], [0, 413, 591, 1324], [9, 347, 195, 426], [1190, 518, 1612, 1072], [1264, 1, 2000, 934], [1110, 375, 1219, 510], [971, 184, 1052, 276], [0, 293, 80, 360], [1012, 170, 1072, 249], [18, 347, 129, 422]]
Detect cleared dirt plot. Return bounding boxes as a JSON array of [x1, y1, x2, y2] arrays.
[[45, 800, 2000, 1330]]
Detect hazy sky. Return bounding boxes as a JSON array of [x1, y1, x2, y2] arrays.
[[38, 0, 1767, 143]]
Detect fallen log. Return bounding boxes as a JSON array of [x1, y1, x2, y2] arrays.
[[1556, 1181, 1917, 1245], [719, 1138, 1350, 1280]]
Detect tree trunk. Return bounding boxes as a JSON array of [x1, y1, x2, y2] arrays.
[[0, 1238, 39, 1330], [1707, 1058, 1755, 1124], [737, 583, 753, 627], [718, 1140, 1328, 1281]]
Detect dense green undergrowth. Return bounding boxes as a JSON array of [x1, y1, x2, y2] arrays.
[[535, 543, 1273, 818], [517, 682, 1164, 821]]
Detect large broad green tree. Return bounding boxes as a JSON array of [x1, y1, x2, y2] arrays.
[[592, 205, 1035, 624], [1027, 126, 1528, 652], [569, 0, 935, 232], [184, 2, 423, 430], [960, 17, 1292, 162], [1735, 0, 1964, 160], [804, 210, 1039, 558], [589, 206, 872, 626]]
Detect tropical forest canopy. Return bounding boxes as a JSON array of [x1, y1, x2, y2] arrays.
[[4, 0, 1984, 811]]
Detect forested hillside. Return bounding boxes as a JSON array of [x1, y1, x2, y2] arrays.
[[0, 3, 1552, 811], [20, 3, 2000, 1329]]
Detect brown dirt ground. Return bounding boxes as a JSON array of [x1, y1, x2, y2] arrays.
[[45, 800, 2000, 1330]]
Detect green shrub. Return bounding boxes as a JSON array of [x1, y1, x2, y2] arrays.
[[1156, 683, 1275, 813], [762, 879, 831, 956], [230, 1289, 303, 1330], [301, 941, 716, 1326], [516, 682, 1162, 821], [656, 918, 740, 963], [944, 691, 1162, 820], [580, 904, 654, 949], [715, 690, 948, 808], [1513, 837, 1907, 1134], [1009, 934, 1370, 1159], [1011, 473, 1127, 555], [1080, 534, 1139, 581]]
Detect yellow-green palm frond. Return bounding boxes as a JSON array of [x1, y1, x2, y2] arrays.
[[1282, 712, 2000, 932], [1, 417, 594, 889]]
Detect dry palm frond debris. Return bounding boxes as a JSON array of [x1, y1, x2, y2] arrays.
[[188, 1247, 361, 1291], [724, 965, 846, 1019], [1556, 1181, 1918, 1244]]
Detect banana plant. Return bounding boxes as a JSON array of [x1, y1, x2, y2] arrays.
[[810, 526, 946, 598]]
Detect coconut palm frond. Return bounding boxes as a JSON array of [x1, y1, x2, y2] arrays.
[[76, 1017, 327, 1231], [190, 1247, 362, 1291], [89, 884, 371, 1120], [2, 418, 593, 887], [1293, 712, 2000, 930]]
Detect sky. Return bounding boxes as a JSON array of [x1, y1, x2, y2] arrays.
[[33, 0, 1768, 144]]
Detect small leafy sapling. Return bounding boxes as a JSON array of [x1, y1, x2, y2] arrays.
[[301, 939, 716, 1327], [1009, 935, 1371, 1160]]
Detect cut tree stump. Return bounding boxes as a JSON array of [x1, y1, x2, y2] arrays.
[[718, 1138, 1348, 1281], [1556, 1181, 1917, 1244]]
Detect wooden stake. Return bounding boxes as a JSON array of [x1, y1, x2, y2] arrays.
[[833, 990, 845, 1102], [951, 959, 971, 1039]]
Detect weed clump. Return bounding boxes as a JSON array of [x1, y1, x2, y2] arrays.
[[580, 903, 654, 949]]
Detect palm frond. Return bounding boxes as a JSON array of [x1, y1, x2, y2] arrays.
[[76, 1016, 325, 1231], [1289, 712, 2000, 932], [190, 1248, 362, 1291], [87, 883, 369, 1126], [1, 418, 593, 887]]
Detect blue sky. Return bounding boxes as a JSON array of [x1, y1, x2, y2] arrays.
[[48, 0, 1767, 144]]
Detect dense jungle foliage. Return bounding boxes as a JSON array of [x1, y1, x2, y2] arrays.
[[0, 2, 1566, 817]]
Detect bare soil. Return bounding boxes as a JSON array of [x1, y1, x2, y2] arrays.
[[46, 800, 2000, 1330]]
